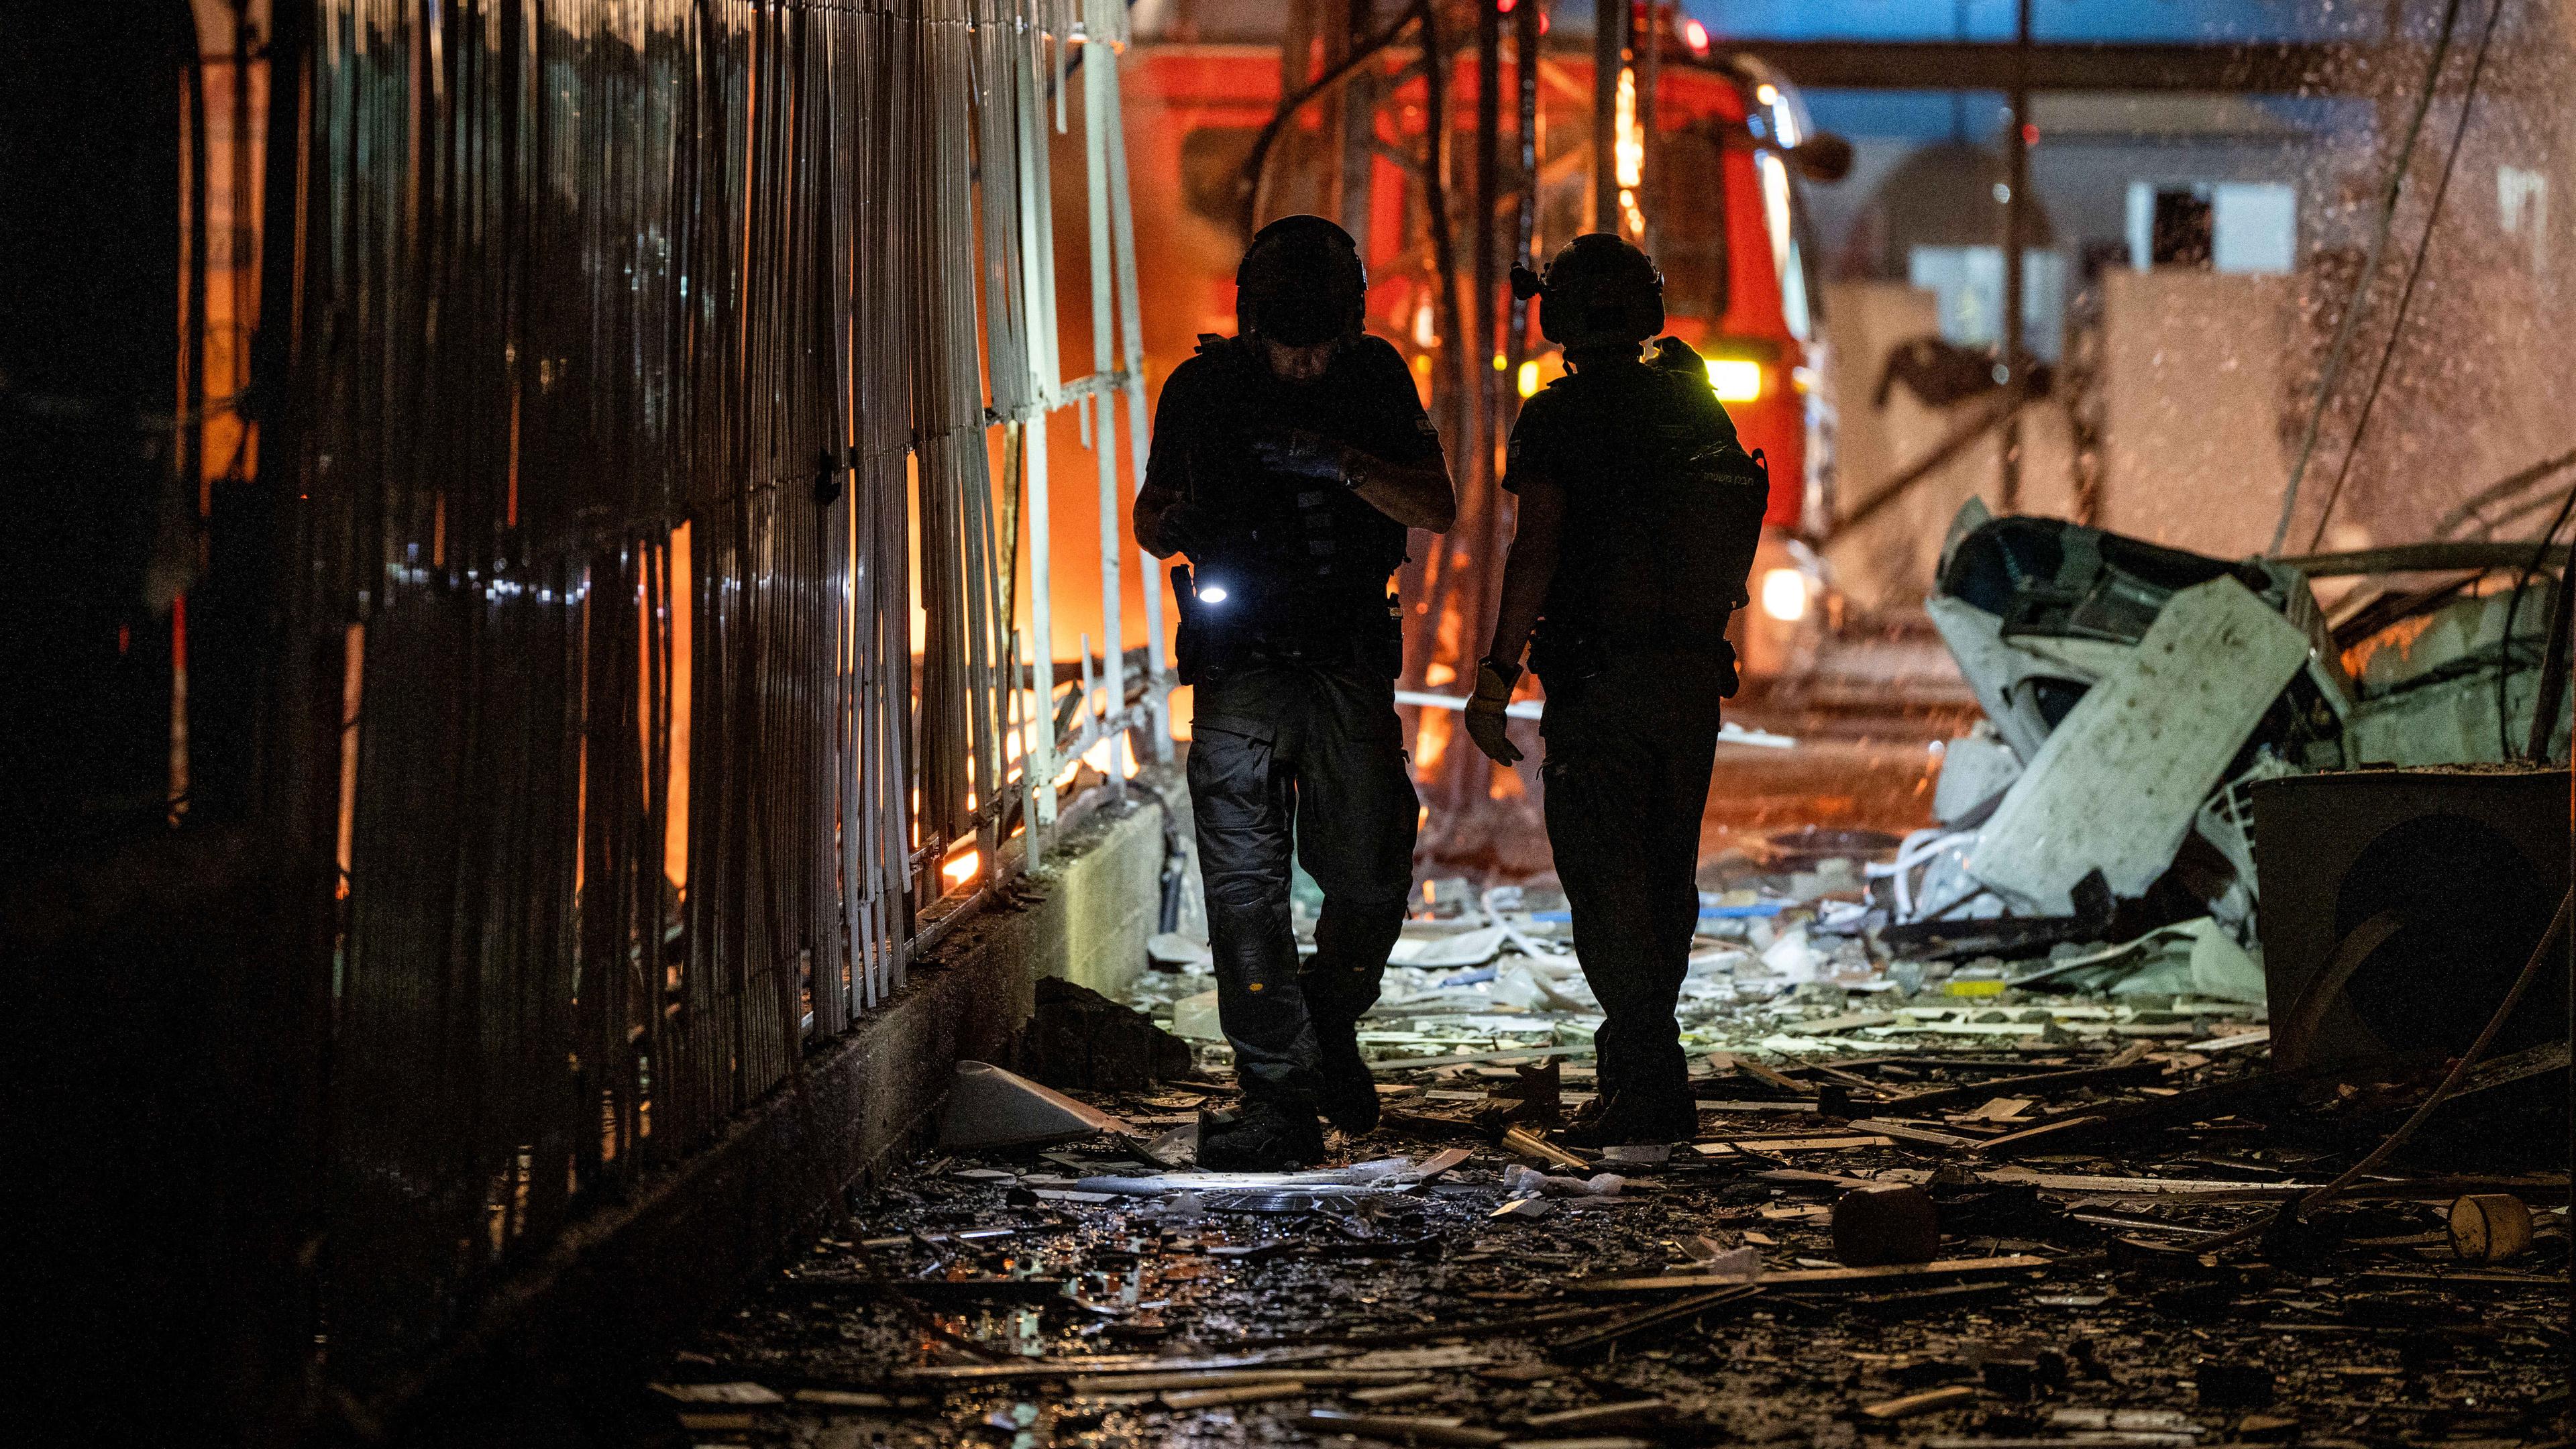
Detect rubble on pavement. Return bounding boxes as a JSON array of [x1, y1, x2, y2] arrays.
[[640, 896, 2571, 1448], [623, 510, 2573, 1446]]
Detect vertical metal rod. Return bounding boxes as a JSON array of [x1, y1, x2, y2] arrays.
[[1477, 0, 1499, 435], [1100, 16, 1169, 761], [1999, 0, 2031, 514], [1444, 0, 1499, 826], [1592, 0, 1619, 233], [1016, 0, 1063, 835], [1082, 2, 1124, 753], [1509, 0, 1540, 371], [1636, 0, 1658, 256], [1338, 0, 1377, 233]]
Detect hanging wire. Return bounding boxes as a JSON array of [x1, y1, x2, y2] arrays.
[[2265, 0, 2469, 556], [2302, 0, 2511, 553], [2495, 480, 2576, 759]]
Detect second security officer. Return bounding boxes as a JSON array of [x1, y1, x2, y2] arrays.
[[1134, 215, 1456, 1171], [1464, 234, 1770, 1148]]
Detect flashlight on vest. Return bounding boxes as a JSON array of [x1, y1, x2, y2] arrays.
[[1171, 564, 1232, 625]]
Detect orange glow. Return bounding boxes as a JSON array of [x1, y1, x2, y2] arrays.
[[943, 848, 981, 890], [1167, 684, 1195, 740], [1415, 705, 1453, 771], [2341, 608, 2442, 680], [665, 523, 693, 890], [336, 623, 365, 893], [1424, 661, 1456, 686]]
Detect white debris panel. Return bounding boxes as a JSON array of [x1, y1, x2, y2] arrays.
[[1899, 501, 2569, 975]]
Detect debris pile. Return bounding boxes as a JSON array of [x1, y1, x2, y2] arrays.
[[621, 509, 2573, 1447], [643, 1000, 2570, 1446], [1892, 504, 2569, 986]]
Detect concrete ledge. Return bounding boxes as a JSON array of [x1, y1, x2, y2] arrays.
[[1048, 782, 1174, 1000], [378, 782, 1175, 1438]]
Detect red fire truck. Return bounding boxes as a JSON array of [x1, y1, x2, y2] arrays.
[[1116, 2, 1843, 684]]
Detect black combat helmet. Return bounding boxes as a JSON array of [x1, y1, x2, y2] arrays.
[[1236, 215, 1367, 347], [1511, 233, 1665, 352]]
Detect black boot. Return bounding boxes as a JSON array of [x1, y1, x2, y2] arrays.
[[1197, 1098, 1327, 1171], [1558, 1089, 1699, 1149], [1313, 1018, 1381, 1135]]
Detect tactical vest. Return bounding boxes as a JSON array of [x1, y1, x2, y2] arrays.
[[1180, 335, 1411, 631], [1519, 350, 1769, 677]]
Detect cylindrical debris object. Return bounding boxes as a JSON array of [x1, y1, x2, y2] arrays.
[[1832, 1183, 1940, 1266], [2448, 1193, 2533, 1263]]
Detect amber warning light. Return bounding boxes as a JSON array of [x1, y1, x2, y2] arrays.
[[1707, 358, 1764, 402]]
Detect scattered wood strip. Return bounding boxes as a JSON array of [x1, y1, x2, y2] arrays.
[[1298, 1410, 1507, 1446], [1088, 1368, 1426, 1393], [1862, 1385, 1978, 1419], [1693, 1135, 1895, 1155], [1501, 1126, 1592, 1172], [893, 1350, 1330, 1383], [1568, 1256, 2051, 1295], [1856, 1119, 1988, 1151], [1888, 1059, 2164, 1114], [1163, 1382, 1308, 1409]]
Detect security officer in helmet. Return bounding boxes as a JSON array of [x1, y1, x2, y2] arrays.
[[1134, 215, 1457, 1170], [1463, 234, 1769, 1148]]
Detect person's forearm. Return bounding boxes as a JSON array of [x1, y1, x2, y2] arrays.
[[1134, 486, 1181, 559], [1348, 451, 1457, 533], [1485, 477, 1562, 667], [1486, 536, 1556, 667]]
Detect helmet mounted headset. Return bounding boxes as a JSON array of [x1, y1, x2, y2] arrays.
[[1509, 233, 1664, 353], [1236, 214, 1367, 348]]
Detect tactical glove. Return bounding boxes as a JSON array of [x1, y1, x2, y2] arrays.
[[1250, 427, 1357, 487], [1464, 658, 1523, 766], [1155, 498, 1216, 556]]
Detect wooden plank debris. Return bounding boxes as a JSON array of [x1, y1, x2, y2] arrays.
[[1163, 1381, 1308, 1409], [1856, 1118, 1988, 1151], [1861, 1385, 1979, 1419], [1087, 1368, 1428, 1393], [1977, 1169, 2313, 1199], [652, 1382, 784, 1404], [1520, 1399, 1677, 1432], [1371, 1046, 1595, 1069], [1693, 1135, 1896, 1156], [1298, 1410, 1509, 1446], [791, 1389, 915, 1409], [1568, 1256, 2051, 1295], [1501, 1126, 1593, 1172], [1551, 1285, 1762, 1358], [893, 1350, 1332, 1384]]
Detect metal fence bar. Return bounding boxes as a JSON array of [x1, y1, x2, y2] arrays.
[[273, 0, 1165, 1401], [1080, 3, 1126, 777]]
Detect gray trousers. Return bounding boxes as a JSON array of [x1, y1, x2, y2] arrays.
[[1187, 658, 1419, 1105], [1539, 649, 1725, 1106]]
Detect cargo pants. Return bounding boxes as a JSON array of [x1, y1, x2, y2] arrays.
[[1538, 648, 1727, 1110], [1187, 656, 1419, 1106]]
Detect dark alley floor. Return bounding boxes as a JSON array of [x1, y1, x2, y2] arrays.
[[621, 1038, 2570, 1449]]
